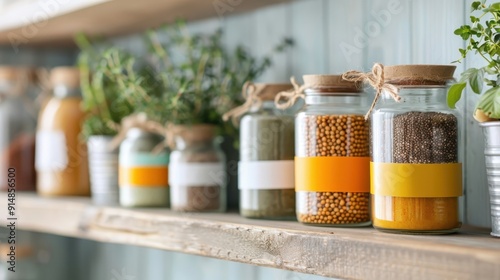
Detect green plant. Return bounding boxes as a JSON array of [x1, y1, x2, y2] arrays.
[[142, 21, 293, 135], [448, 1, 500, 121], [76, 34, 136, 138]]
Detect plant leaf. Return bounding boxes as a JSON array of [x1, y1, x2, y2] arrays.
[[476, 86, 500, 118], [447, 82, 467, 108], [468, 67, 485, 93]]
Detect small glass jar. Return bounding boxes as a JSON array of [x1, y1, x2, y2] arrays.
[[169, 125, 226, 212], [371, 65, 462, 234], [36, 67, 90, 196], [0, 67, 37, 192], [119, 128, 169, 207], [239, 84, 295, 219], [295, 75, 371, 226]]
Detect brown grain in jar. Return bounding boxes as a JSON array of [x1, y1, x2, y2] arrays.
[[294, 75, 371, 226]]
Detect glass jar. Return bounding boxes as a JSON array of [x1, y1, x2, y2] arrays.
[[371, 65, 462, 234], [239, 84, 296, 219], [36, 67, 90, 196], [0, 67, 37, 191], [295, 75, 371, 226], [119, 128, 169, 207], [169, 125, 226, 212]]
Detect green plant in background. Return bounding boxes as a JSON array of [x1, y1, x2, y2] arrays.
[[76, 34, 136, 138], [143, 21, 293, 135], [448, 1, 500, 121]]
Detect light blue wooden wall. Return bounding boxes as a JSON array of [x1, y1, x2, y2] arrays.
[[0, 0, 492, 279]]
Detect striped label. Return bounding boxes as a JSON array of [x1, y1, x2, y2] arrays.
[[119, 152, 169, 188]]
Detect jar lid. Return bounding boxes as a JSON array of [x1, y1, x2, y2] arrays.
[[50, 67, 80, 89], [0, 66, 36, 82], [255, 83, 293, 101], [384, 65, 456, 86], [173, 124, 217, 143], [303, 74, 362, 94]]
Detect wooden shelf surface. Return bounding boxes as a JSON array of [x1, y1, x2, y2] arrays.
[[1, 193, 500, 279], [0, 0, 288, 46]]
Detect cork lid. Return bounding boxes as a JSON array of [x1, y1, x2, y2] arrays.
[[0, 66, 18, 82], [174, 124, 217, 143], [303, 74, 362, 93], [255, 83, 293, 101], [384, 65, 456, 86], [0, 244, 33, 260], [50, 67, 80, 88]]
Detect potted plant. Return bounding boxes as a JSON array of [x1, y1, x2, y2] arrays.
[[448, 1, 500, 237], [76, 35, 135, 205], [120, 22, 291, 212]]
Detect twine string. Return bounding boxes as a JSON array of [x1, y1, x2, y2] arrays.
[[342, 63, 401, 120], [274, 77, 307, 110], [222, 81, 263, 126]]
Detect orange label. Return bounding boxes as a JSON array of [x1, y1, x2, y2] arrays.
[[119, 166, 169, 187], [295, 156, 370, 192], [370, 162, 462, 197]]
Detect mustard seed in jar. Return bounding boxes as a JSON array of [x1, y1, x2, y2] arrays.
[[294, 75, 371, 227]]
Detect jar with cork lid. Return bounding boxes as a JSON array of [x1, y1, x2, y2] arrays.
[[36, 67, 90, 196], [0, 67, 37, 192], [365, 64, 462, 234], [169, 125, 226, 212], [224, 83, 295, 219], [285, 75, 371, 226]]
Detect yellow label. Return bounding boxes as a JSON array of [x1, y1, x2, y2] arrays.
[[119, 166, 169, 187], [370, 162, 462, 197], [295, 156, 370, 192]]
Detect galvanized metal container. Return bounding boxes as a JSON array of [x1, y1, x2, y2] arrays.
[[479, 121, 500, 237], [87, 136, 119, 205]]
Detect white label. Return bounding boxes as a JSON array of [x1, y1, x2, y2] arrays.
[[169, 162, 226, 207], [238, 160, 295, 190], [169, 162, 226, 187], [35, 130, 68, 171]]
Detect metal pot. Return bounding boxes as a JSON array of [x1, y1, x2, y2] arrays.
[[479, 121, 500, 237], [87, 136, 119, 205]]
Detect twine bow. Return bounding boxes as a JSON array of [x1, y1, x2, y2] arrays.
[[342, 63, 401, 120], [274, 77, 308, 110], [222, 81, 264, 126], [108, 113, 168, 153]]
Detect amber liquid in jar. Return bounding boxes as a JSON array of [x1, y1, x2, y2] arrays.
[[36, 97, 89, 196]]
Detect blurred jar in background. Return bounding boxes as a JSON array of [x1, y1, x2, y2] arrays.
[[36, 67, 90, 196], [0, 66, 37, 191]]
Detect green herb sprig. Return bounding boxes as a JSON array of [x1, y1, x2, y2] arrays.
[[142, 21, 293, 135], [76, 34, 136, 138], [448, 1, 500, 120]]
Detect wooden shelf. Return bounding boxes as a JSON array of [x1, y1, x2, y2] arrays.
[[2, 193, 500, 279], [0, 0, 288, 47]]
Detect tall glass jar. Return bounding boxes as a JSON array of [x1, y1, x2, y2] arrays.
[[239, 84, 295, 219], [371, 65, 462, 234], [295, 75, 371, 226], [169, 125, 226, 212], [0, 67, 37, 191], [36, 67, 90, 196], [119, 128, 169, 207]]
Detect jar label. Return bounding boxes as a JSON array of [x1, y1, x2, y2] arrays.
[[370, 162, 463, 197], [119, 152, 169, 188], [119, 166, 169, 187], [35, 130, 68, 171], [295, 156, 370, 192], [169, 162, 226, 187], [238, 160, 294, 190]]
